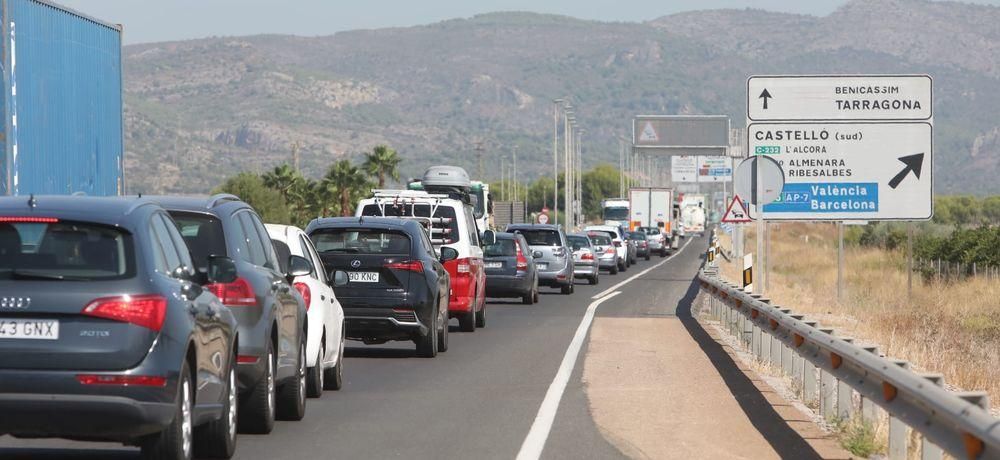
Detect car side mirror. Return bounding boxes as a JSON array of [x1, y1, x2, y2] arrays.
[[532, 251, 543, 259], [172, 265, 197, 282], [481, 229, 496, 246], [287, 255, 313, 281], [206, 256, 238, 285], [440, 246, 459, 262], [330, 270, 349, 287]]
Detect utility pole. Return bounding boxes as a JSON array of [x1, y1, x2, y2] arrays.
[[513, 146, 518, 203], [291, 141, 301, 173], [564, 107, 574, 230], [475, 142, 485, 180], [553, 99, 563, 223], [500, 157, 506, 201], [577, 129, 584, 227]]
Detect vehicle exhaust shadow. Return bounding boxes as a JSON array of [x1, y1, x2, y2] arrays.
[[344, 346, 417, 359], [675, 276, 823, 459], [0, 447, 137, 459]]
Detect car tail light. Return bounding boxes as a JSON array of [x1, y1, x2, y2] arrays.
[[582, 252, 595, 260], [605, 248, 615, 255], [237, 355, 260, 364], [516, 248, 528, 270], [0, 216, 59, 223], [82, 295, 167, 332], [553, 247, 566, 257], [386, 260, 423, 272], [457, 261, 470, 273], [613, 241, 622, 247], [76, 375, 167, 387], [294, 282, 311, 311], [206, 277, 257, 307]]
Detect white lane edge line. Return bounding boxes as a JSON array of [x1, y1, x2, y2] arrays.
[[591, 237, 694, 300], [515, 290, 623, 460]]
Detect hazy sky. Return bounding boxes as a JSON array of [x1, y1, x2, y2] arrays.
[[61, 0, 1000, 44]]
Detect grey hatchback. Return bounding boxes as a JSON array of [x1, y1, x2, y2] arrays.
[[0, 196, 241, 459], [484, 232, 539, 304], [505, 224, 574, 295], [155, 194, 311, 435]]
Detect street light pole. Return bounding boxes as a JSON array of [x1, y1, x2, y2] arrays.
[[552, 99, 563, 225]]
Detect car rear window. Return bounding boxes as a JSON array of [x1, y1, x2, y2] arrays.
[[361, 203, 460, 246], [513, 229, 561, 246], [0, 220, 134, 280], [628, 233, 647, 240], [311, 228, 410, 255], [484, 238, 517, 257], [170, 212, 227, 269], [567, 235, 590, 251], [588, 234, 612, 246]]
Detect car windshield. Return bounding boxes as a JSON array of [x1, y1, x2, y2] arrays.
[[484, 238, 516, 257], [567, 235, 590, 251], [0, 220, 134, 280], [514, 229, 561, 246], [588, 234, 612, 246], [170, 212, 227, 269], [603, 207, 629, 221], [311, 228, 410, 255]]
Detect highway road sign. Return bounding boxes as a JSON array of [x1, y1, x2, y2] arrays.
[[747, 75, 932, 122], [671, 156, 698, 183], [747, 122, 932, 220], [537, 213, 549, 224], [632, 115, 729, 155], [721, 196, 752, 224], [734, 155, 785, 206], [697, 156, 732, 182]]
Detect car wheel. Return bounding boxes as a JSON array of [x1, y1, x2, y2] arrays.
[[194, 352, 237, 459], [238, 341, 275, 434], [619, 261, 627, 272], [589, 275, 598, 285], [276, 340, 307, 421], [306, 340, 324, 398], [532, 284, 539, 303], [141, 360, 193, 460], [437, 304, 449, 353], [475, 300, 487, 328], [646, 253, 651, 261], [561, 283, 574, 295], [609, 264, 619, 275], [416, 310, 438, 358], [323, 332, 344, 391]]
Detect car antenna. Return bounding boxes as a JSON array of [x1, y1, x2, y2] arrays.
[[28, 194, 36, 209]]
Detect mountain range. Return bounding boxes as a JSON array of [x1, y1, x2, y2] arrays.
[[121, 0, 1000, 195]]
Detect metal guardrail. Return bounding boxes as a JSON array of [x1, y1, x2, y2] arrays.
[[697, 267, 1000, 460]]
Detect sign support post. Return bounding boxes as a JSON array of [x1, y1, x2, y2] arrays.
[[907, 223, 914, 300], [837, 222, 844, 302]]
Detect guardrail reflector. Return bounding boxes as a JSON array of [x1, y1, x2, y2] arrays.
[[751, 309, 759, 319], [793, 334, 804, 348], [831, 353, 843, 370], [962, 433, 984, 460], [883, 382, 898, 402], [769, 319, 779, 330]]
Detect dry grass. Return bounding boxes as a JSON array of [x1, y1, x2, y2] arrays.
[[716, 222, 1000, 409]]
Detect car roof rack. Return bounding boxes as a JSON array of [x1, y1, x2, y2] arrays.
[[206, 193, 240, 209]]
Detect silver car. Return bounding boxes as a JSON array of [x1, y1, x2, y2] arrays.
[[506, 224, 575, 295], [567, 233, 599, 285], [587, 232, 620, 275]]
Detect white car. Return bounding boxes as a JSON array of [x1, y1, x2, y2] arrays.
[[266, 224, 345, 397], [584, 225, 630, 273]]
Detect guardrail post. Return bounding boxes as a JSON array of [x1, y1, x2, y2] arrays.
[[837, 337, 855, 419], [860, 346, 880, 423], [918, 373, 945, 460], [818, 328, 837, 419], [888, 360, 911, 460], [795, 320, 816, 394], [784, 314, 803, 377]]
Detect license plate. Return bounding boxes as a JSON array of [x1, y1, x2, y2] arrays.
[[348, 272, 379, 283], [485, 262, 502, 269], [0, 319, 59, 340], [536, 263, 548, 270]]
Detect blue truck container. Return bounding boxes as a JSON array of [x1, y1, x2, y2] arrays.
[[0, 0, 123, 196]]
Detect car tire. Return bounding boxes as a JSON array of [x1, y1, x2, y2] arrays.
[[238, 341, 275, 434], [532, 285, 540, 303], [619, 262, 627, 273], [141, 360, 193, 460], [609, 264, 619, 275], [522, 290, 533, 305], [646, 254, 651, 261], [323, 332, 344, 391], [561, 283, 574, 295], [475, 301, 487, 328], [416, 311, 438, 358], [276, 340, 307, 421], [589, 275, 598, 285], [194, 352, 237, 459], [306, 340, 324, 399], [437, 305, 449, 353]]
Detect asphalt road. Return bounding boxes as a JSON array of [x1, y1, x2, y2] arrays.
[[0, 235, 708, 460]]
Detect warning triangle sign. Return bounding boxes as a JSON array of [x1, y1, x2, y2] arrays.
[[722, 195, 752, 224], [639, 121, 658, 142]]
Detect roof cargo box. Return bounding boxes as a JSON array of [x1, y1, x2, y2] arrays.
[[422, 166, 471, 190]]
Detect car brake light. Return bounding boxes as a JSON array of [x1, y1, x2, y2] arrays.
[[294, 282, 311, 311], [457, 262, 470, 273], [237, 355, 260, 364], [76, 375, 166, 387], [605, 248, 615, 255], [206, 277, 258, 307], [385, 260, 424, 272], [582, 252, 594, 260], [0, 216, 59, 223], [82, 295, 167, 332], [516, 248, 528, 270]]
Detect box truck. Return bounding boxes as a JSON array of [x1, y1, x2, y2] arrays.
[[1, 0, 124, 196], [628, 187, 673, 232]]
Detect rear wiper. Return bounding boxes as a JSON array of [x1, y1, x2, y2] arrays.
[[322, 248, 360, 253], [10, 270, 86, 281]]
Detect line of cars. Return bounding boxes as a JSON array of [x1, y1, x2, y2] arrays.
[[0, 166, 679, 460]]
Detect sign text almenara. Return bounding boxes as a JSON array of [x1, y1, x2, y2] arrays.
[[746, 75, 933, 221]]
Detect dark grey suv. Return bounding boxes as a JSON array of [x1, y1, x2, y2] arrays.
[[505, 224, 574, 295], [0, 196, 241, 459], [155, 194, 310, 435]]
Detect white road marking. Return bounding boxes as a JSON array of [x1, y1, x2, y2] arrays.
[[591, 236, 694, 300], [516, 290, 623, 460]]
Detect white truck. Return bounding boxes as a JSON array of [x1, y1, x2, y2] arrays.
[[601, 198, 630, 228], [628, 188, 673, 233], [679, 193, 707, 236]]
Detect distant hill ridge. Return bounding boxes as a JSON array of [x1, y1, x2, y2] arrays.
[[122, 0, 1000, 195]]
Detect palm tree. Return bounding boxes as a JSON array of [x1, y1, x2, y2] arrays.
[[322, 160, 371, 216], [262, 164, 301, 200], [363, 145, 402, 188]]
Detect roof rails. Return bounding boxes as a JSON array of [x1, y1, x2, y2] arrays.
[[370, 189, 452, 200], [206, 193, 241, 209]]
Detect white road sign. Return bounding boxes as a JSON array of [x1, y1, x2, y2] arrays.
[[747, 75, 932, 122], [697, 156, 732, 183], [671, 156, 698, 183], [747, 122, 932, 220]]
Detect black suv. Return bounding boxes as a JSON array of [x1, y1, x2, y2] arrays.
[[155, 194, 310, 434], [306, 217, 454, 358], [0, 196, 241, 459]]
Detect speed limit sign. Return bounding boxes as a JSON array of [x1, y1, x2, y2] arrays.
[[537, 213, 549, 224]]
